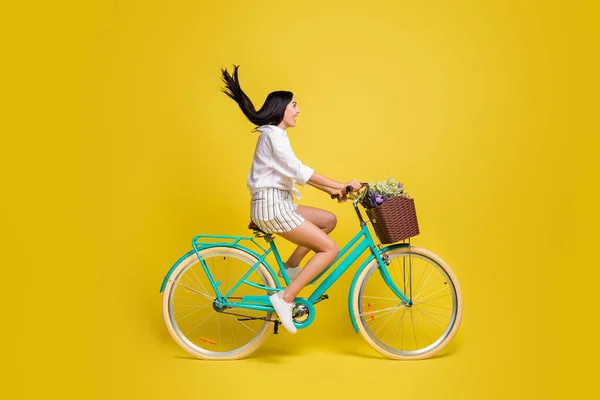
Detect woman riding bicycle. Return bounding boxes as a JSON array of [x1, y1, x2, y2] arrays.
[[220, 65, 362, 333]]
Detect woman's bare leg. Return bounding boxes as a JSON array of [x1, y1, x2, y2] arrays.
[[284, 205, 337, 268], [277, 220, 339, 303]]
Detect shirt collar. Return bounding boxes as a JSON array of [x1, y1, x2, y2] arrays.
[[256, 124, 287, 137]]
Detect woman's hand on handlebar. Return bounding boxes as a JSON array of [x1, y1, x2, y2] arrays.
[[330, 180, 364, 201], [345, 180, 362, 192], [329, 188, 346, 202]]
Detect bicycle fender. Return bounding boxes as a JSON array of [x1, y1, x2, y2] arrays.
[[347, 243, 410, 333], [159, 244, 280, 293], [160, 249, 195, 293]]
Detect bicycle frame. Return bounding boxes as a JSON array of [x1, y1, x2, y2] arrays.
[[159, 186, 412, 330]]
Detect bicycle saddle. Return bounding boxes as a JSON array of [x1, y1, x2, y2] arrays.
[[248, 221, 268, 235]]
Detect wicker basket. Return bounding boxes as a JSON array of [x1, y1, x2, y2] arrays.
[[365, 195, 420, 244]]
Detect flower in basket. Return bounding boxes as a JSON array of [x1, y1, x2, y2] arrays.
[[362, 176, 411, 209]]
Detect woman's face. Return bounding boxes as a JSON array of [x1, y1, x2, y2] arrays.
[[280, 97, 300, 129]]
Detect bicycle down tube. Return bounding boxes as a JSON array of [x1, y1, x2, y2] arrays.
[[306, 223, 410, 304], [217, 223, 411, 312]]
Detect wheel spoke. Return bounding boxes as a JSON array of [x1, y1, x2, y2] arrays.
[[413, 311, 444, 335], [230, 320, 238, 348], [416, 293, 452, 304], [362, 295, 401, 302], [413, 306, 450, 331], [413, 267, 434, 299], [365, 308, 398, 322], [393, 259, 403, 295], [412, 305, 451, 321], [417, 302, 453, 310], [174, 304, 210, 321], [400, 308, 406, 350], [413, 262, 428, 298], [171, 302, 210, 308], [358, 304, 405, 317], [373, 307, 401, 336], [188, 265, 213, 298], [414, 286, 450, 303], [169, 278, 214, 301], [392, 308, 407, 348], [410, 310, 419, 349], [217, 314, 222, 347], [225, 257, 231, 293], [184, 312, 215, 336], [225, 313, 257, 334], [411, 312, 432, 345], [211, 258, 215, 282]]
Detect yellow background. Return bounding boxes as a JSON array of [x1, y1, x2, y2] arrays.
[[2, 0, 597, 398]]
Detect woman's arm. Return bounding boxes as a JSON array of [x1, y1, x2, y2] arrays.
[[308, 180, 337, 195], [266, 133, 361, 195], [307, 171, 345, 191], [307, 171, 362, 197]]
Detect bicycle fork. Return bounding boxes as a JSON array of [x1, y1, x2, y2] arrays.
[[372, 245, 412, 306]]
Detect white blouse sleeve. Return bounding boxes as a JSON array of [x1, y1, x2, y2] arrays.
[[267, 133, 314, 186]]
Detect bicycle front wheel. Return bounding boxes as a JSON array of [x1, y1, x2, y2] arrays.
[[162, 247, 277, 360], [351, 246, 463, 360]]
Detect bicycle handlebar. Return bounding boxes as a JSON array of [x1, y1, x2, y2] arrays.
[[330, 183, 369, 201], [333, 183, 368, 226], [330, 186, 355, 200]]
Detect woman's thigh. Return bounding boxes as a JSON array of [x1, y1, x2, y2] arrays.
[[295, 205, 337, 231], [277, 220, 338, 254]]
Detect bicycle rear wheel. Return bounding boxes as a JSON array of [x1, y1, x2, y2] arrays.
[[162, 247, 276, 360], [351, 246, 463, 359]]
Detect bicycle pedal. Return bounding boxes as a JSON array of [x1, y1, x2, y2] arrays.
[[273, 320, 280, 334]]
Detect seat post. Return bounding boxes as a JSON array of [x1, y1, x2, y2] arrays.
[[268, 238, 285, 269]]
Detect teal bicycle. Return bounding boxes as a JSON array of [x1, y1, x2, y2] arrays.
[[160, 185, 463, 360]]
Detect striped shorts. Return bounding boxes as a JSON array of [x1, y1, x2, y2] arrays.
[[250, 188, 305, 233]]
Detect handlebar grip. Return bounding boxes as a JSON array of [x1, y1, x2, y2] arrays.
[[330, 186, 356, 199]]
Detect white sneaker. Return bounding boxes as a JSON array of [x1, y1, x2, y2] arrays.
[[278, 266, 301, 280], [269, 291, 297, 334]]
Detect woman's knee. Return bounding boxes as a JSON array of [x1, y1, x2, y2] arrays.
[[321, 212, 337, 233], [323, 212, 337, 233], [324, 239, 340, 257], [296, 206, 337, 233]]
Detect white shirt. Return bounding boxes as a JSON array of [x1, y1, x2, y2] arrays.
[[247, 125, 314, 199]]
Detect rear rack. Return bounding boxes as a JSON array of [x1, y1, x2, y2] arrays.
[[192, 234, 268, 254]]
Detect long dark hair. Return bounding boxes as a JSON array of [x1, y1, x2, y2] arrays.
[[220, 65, 293, 127]]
